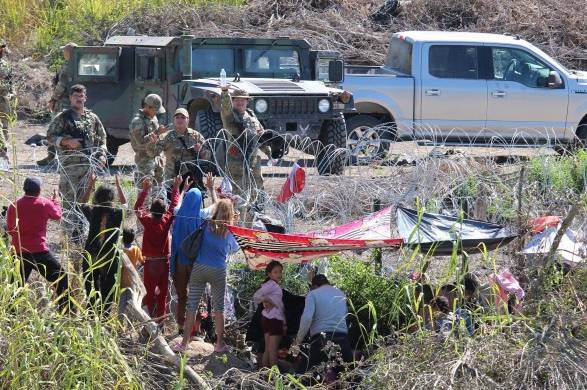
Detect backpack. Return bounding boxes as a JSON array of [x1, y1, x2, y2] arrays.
[[180, 220, 208, 261]]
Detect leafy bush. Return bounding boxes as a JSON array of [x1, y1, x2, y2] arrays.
[[327, 255, 414, 345]]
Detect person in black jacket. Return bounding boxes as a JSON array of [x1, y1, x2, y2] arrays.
[[80, 174, 127, 313]]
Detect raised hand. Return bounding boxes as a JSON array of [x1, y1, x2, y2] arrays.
[[173, 175, 182, 189], [142, 178, 153, 191], [205, 172, 214, 190]]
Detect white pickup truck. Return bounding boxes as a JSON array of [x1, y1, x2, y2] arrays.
[[342, 31, 587, 158]]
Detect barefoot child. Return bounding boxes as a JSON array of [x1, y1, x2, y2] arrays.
[[253, 260, 286, 368]]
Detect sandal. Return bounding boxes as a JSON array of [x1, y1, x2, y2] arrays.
[[171, 342, 187, 353], [214, 344, 230, 353]]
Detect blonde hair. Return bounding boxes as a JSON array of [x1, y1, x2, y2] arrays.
[[210, 199, 235, 237]]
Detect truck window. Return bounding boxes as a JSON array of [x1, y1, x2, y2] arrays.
[[491, 47, 554, 88], [192, 48, 234, 75], [386, 37, 412, 75], [78, 53, 117, 76], [244, 49, 300, 77], [429, 45, 478, 79]]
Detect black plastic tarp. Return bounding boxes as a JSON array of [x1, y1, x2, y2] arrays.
[[397, 207, 517, 256]]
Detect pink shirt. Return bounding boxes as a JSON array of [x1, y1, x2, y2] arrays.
[[6, 195, 62, 253], [252, 279, 285, 321]]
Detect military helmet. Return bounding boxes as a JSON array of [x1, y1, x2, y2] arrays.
[[144, 94, 166, 114], [231, 89, 250, 99]]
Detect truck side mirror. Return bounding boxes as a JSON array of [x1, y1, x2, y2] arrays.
[[547, 71, 563, 88], [328, 60, 344, 83]]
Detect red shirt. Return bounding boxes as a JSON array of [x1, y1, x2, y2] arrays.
[[134, 187, 179, 258], [6, 195, 62, 254]]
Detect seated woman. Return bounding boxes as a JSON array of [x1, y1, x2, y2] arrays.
[[80, 174, 127, 314]]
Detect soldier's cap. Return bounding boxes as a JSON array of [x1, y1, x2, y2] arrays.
[[174, 108, 189, 118], [59, 42, 78, 50], [231, 89, 250, 99], [144, 94, 166, 114]]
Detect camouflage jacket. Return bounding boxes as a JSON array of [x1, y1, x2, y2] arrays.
[[47, 108, 107, 160], [220, 89, 263, 138], [51, 61, 73, 103], [154, 126, 206, 179], [0, 58, 14, 96], [129, 109, 159, 157]]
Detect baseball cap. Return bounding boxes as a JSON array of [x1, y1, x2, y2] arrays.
[[23, 176, 42, 194], [174, 108, 189, 117], [144, 94, 166, 114]]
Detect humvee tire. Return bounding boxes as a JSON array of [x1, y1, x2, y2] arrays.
[[316, 115, 347, 175], [194, 108, 223, 140], [106, 134, 126, 166]]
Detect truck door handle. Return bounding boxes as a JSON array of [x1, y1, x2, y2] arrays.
[[425, 89, 441, 96], [491, 91, 506, 98]]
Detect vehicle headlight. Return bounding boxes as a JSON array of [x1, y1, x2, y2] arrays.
[[318, 98, 331, 113], [255, 99, 268, 114]]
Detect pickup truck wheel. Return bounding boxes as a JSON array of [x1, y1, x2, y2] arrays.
[[346, 115, 394, 160], [576, 122, 587, 149], [106, 135, 125, 166], [316, 115, 347, 176], [194, 108, 223, 139]]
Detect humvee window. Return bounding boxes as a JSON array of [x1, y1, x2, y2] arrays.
[[78, 53, 117, 76], [192, 48, 234, 75], [244, 49, 300, 76]]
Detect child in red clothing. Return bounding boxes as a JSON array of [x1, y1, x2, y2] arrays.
[[134, 175, 182, 320]]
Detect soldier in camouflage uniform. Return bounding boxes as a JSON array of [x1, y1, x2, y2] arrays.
[[0, 39, 15, 161], [129, 94, 166, 186], [39, 42, 78, 166], [152, 108, 206, 183], [219, 87, 267, 200], [47, 84, 107, 243]]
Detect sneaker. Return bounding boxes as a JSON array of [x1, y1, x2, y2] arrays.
[[37, 155, 55, 166]]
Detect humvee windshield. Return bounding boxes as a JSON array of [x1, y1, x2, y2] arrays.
[[78, 52, 118, 76], [191, 46, 301, 78]]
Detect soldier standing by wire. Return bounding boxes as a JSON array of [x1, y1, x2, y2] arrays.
[[39, 42, 78, 166], [219, 86, 267, 201], [130, 94, 167, 187], [151, 108, 207, 185], [0, 39, 15, 163], [47, 84, 107, 244]]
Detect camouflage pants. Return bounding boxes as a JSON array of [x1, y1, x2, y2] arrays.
[[58, 159, 91, 246], [134, 153, 164, 187], [226, 154, 263, 197]]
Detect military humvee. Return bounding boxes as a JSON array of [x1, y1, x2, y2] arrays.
[[67, 35, 354, 174]]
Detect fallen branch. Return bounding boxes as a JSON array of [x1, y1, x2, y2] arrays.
[[120, 254, 211, 390]]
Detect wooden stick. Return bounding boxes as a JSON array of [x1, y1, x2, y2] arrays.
[[120, 254, 211, 390]]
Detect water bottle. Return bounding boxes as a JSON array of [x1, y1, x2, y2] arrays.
[[220, 68, 227, 88]]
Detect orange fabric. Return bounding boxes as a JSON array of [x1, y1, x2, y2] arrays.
[[530, 216, 561, 234], [123, 245, 144, 268]]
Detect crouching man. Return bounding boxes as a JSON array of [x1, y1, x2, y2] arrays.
[[293, 274, 353, 374]]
